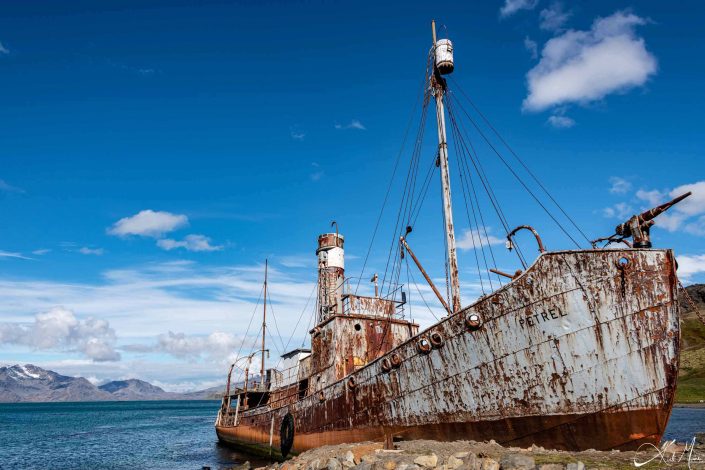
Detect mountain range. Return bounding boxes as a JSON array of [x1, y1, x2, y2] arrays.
[[0, 364, 224, 403]]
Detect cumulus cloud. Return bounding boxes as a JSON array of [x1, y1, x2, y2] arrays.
[[609, 176, 632, 194], [635, 188, 664, 205], [457, 227, 505, 250], [0, 42, 8, 55], [154, 331, 240, 360], [290, 130, 305, 141], [500, 0, 539, 17], [108, 210, 188, 238], [539, 2, 571, 31], [523, 11, 657, 112], [602, 202, 633, 220], [335, 119, 366, 130], [156, 234, 223, 252], [641, 181, 705, 233], [547, 114, 575, 128], [676, 254, 705, 281], [0, 307, 120, 362], [606, 180, 704, 233]]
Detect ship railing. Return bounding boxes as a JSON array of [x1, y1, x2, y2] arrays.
[[341, 293, 405, 318]]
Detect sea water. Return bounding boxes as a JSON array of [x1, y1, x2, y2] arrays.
[[0, 400, 702, 469]]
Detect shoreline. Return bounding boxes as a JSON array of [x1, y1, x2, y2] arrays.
[[234, 438, 705, 470]]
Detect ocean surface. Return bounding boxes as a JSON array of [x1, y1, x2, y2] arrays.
[[0, 400, 703, 470]]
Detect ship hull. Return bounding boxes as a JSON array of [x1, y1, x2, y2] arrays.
[[216, 249, 680, 456]]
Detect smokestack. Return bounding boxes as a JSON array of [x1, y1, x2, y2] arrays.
[[316, 232, 345, 322]]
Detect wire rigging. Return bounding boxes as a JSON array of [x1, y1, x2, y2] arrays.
[[449, 77, 591, 245]]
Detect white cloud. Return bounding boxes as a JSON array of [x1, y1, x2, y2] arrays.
[[32, 249, 51, 256], [500, 0, 539, 17], [79, 247, 105, 256], [0, 250, 31, 260], [156, 234, 223, 252], [642, 181, 705, 232], [154, 331, 240, 360], [609, 176, 632, 195], [0, 42, 8, 55], [335, 119, 366, 130], [539, 2, 571, 31], [635, 188, 664, 205], [606, 180, 704, 233], [108, 210, 188, 238], [602, 202, 633, 219], [684, 216, 705, 236], [523, 11, 657, 112], [547, 114, 575, 128], [457, 227, 505, 250], [290, 131, 305, 141], [668, 181, 705, 216], [676, 254, 705, 281], [524, 36, 538, 60], [0, 307, 120, 362]]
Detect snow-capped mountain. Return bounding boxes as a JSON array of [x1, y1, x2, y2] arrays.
[[0, 364, 224, 403]]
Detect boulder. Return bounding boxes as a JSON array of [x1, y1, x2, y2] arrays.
[[413, 453, 438, 468], [565, 463, 584, 470]]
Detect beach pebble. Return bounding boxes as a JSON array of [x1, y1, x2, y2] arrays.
[[327, 458, 342, 470], [413, 453, 438, 468]]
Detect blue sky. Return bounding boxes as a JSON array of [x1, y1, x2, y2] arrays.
[[1, 0, 704, 390]]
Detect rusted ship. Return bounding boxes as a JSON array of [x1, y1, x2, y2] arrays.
[[215, 22, 690, 457]]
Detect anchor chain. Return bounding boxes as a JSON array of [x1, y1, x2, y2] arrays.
[[679, 281, 705, 326]]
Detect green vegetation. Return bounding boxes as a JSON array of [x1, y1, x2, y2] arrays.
[[677, 284, 705, 404]]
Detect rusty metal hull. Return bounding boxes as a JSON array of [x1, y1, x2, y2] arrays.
[[216, 249, 680, 454]]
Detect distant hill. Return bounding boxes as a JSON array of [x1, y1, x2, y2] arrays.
[[98, 379, 179, 400], [0, 364, 224, 403], [677, 283, 705, 403]]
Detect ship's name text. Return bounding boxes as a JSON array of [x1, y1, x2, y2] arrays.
[[519, 308, 567, 328]]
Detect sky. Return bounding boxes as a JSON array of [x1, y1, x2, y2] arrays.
[[1, 0, 704, 391]]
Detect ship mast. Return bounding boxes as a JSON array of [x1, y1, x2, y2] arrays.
[[260, 259, 267, 387], [431, 20, 461, 313]]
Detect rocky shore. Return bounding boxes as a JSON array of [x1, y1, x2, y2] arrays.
[[218, 437, 705, 470]]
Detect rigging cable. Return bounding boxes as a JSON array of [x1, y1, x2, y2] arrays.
[[449, 77, 591, 245], [446, 94, 529, 268], [356, 52, 433, 297], [447, 103, 491, 292], [448, 92, 582, 249], [446, 94, 528, 269]]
